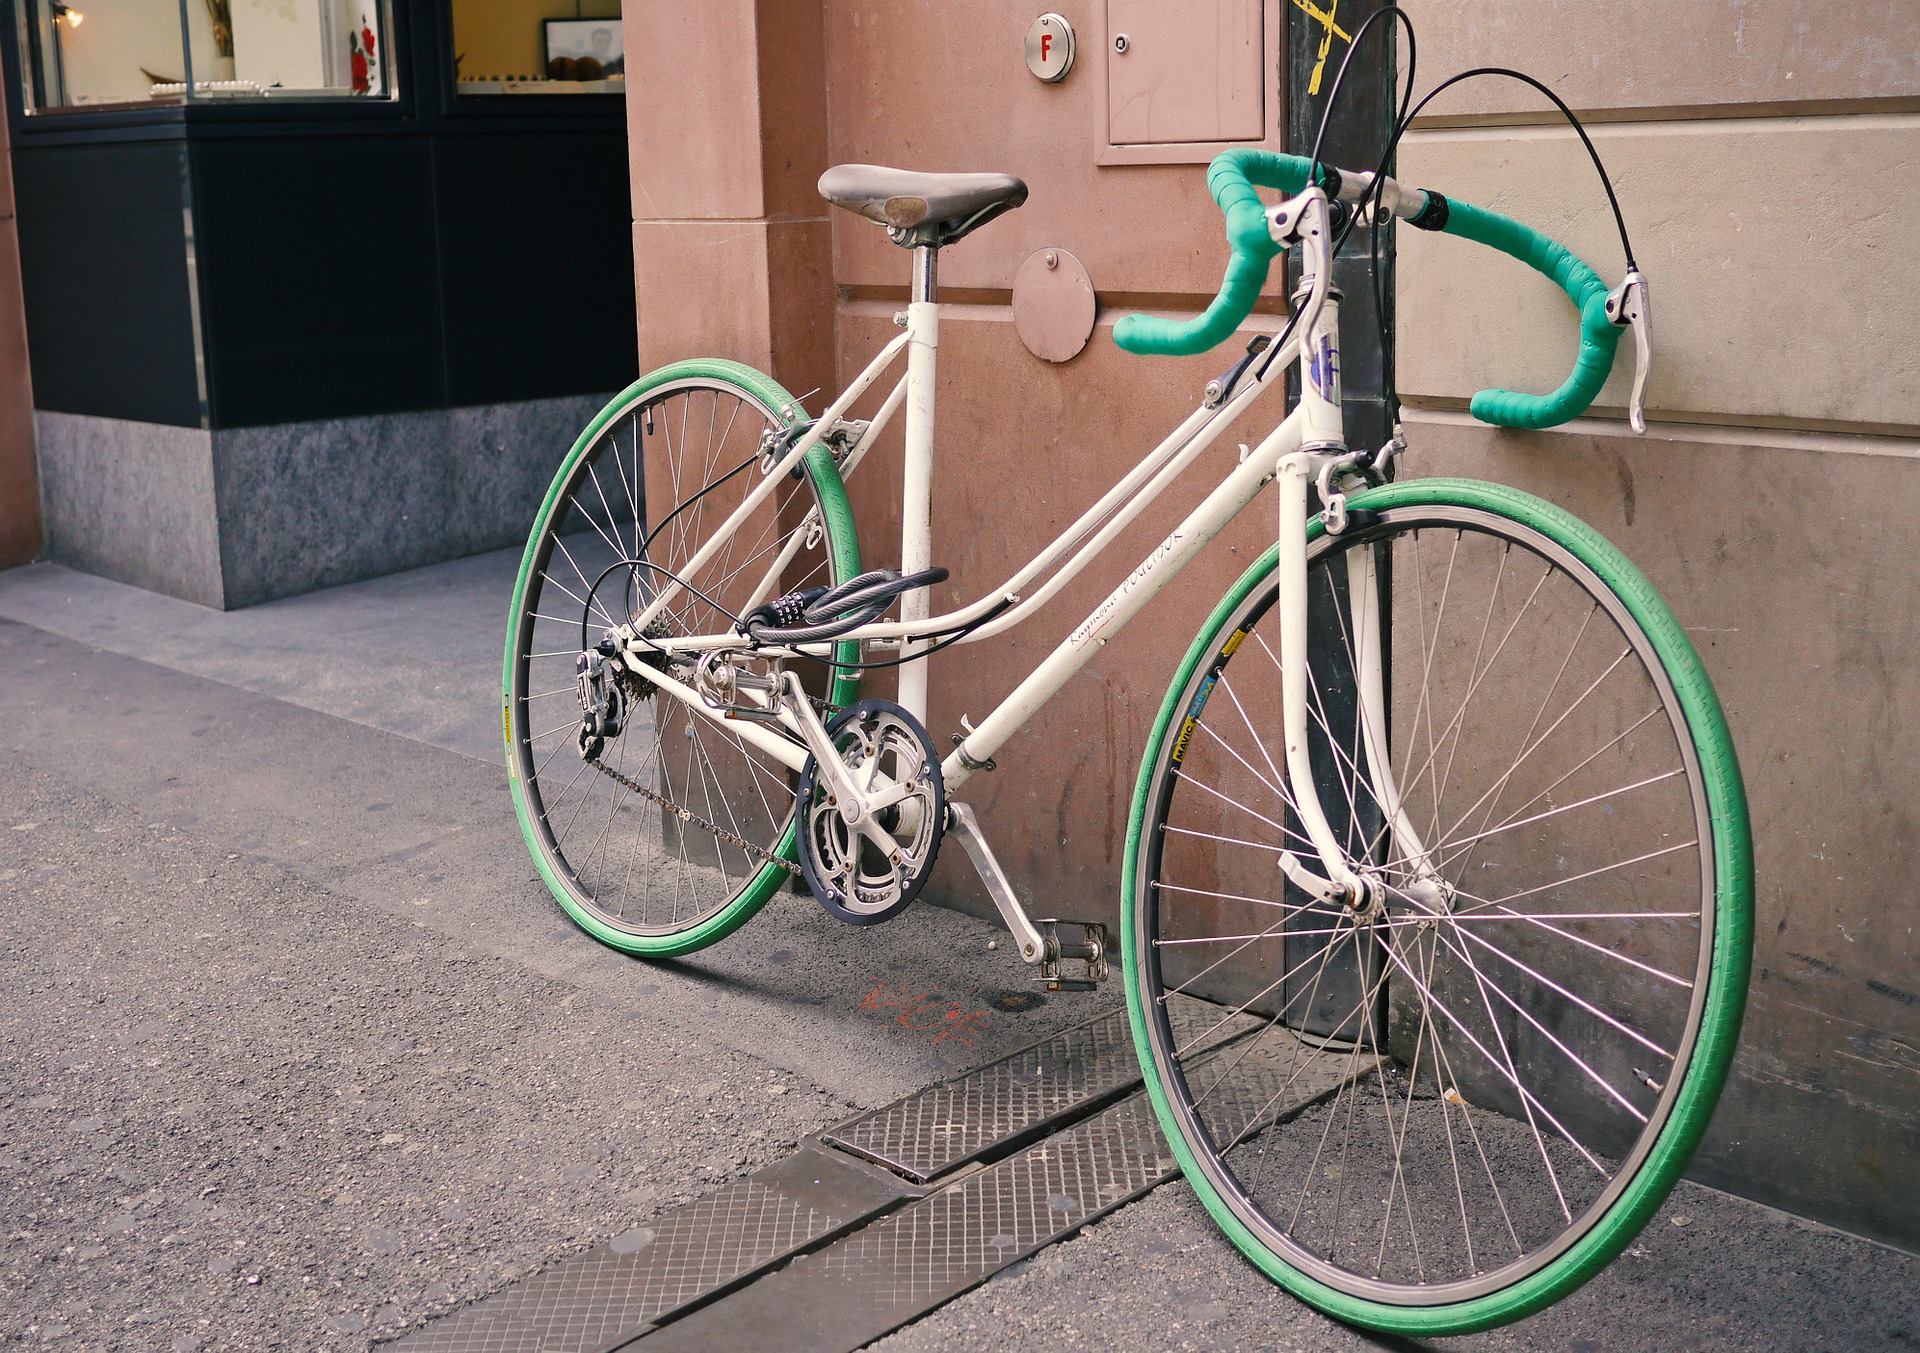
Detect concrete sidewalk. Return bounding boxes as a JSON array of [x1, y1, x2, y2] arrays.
[[0, 554, 516, 764], [1, 552, 1915, 1351]]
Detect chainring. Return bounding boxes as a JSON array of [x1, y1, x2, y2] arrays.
[[797, 699, 946, 925]]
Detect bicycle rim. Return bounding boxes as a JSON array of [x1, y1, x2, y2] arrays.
[[1124, 478, 1751, 1334], [505, 362, 861, 956]]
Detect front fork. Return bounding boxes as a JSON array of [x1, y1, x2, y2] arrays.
[[1273, 268, 1440, 910], [1274, 453, 1366, 904], [1272, 450, 1444, 912]]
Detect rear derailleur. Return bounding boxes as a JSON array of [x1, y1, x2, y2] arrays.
[[575, 620, 672, 760], [574, 642, 627, 760]]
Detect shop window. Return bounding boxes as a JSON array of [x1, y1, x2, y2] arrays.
[[14, 0, 395, 110], [450, 0, 621, 95]]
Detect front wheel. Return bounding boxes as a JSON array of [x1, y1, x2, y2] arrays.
[[504, 361, 862, 958], [1123, 479, 1752, 1335]]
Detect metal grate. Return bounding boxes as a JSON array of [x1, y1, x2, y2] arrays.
[[820, 1000, 1246, 1185], [820, 1006, 1134, 1183], [388, 1001, 1364, 1353], [383, 1146, 913, 1353], [810, 1093, 1175, 1311], [622, 1025, 1374, 1353]]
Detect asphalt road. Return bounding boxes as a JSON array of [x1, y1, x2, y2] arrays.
[[2, 556, 1916, 1351]]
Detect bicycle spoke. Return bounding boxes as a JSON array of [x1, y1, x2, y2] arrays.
[[1419, 769, 1686, 872], [1406, 645, 1639, 868], [1380, 926, 1595, 1202], [1135, 500, 1729, 1306], [1425, 920, 1653, 1121], [1154, 879, 1322, 912], [1163, 823, 1289, 856], [1170, 768, 1317, 851], [511, 380, 840, 941]]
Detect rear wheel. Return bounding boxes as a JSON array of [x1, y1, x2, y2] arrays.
[[504, 361, 861, 957], [1124, 479, 1751, 1334]]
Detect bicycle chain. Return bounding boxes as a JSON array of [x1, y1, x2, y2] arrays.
[[582, 749, 801, 877], [574, 645, 849, 881]]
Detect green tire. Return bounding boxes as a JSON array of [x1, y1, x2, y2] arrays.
[[504, 360, 862, 958], [1123, 477, 1752, 1335]]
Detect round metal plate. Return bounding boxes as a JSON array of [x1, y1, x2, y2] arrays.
[[1024, 13, 1075, 82], [1011, 248, 1096, 363]]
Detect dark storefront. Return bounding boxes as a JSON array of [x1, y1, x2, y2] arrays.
[[1, 0, 636, 606]]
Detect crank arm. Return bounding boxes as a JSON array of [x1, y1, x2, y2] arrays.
[[779, 671, 869, 814], [860, 775, 918, 814], [778, 672, 904, 860], [946, 802, 1049, 964]]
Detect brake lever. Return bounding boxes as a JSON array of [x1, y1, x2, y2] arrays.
[[1604, 268, 1652, 435]]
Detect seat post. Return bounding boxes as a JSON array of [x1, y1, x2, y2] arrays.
[[910, 244, 938, 304], [897, 242, 940, 723]]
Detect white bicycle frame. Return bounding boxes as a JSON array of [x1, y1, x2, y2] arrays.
[[611, 185, 1434, 917]]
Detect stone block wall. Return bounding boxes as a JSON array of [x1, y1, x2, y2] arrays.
[[623, 0, 1920, 1248], [1395, 0, 1920, 1249], [0, 96, 38, 569]]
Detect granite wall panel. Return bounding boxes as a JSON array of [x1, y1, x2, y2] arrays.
[[213, 394, 605, 608], [35, 412, 223, 607], [1396, 115, 1920, 436], [1401, 410, 1920, 1249], [1400, 0, 1920, 123], [34, 394, 606, 610]]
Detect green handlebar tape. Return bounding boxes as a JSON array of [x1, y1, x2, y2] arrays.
[[1437, 198, 1622, 429], [1112, 150, 1317, 357], [1113, 150, 1623, 430]]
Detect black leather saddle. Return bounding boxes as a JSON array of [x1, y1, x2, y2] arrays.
[[817, 163, 1028, 246]]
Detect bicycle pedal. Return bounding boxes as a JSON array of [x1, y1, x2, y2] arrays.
[[1034, 919, 1108, 990]]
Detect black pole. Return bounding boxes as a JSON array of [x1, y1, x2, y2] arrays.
[[1286, 0, 1397, 453], [1282, 0, 1397, 1040]]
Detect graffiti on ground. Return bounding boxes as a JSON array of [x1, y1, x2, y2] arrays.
[[859, 977, 993, 1047]]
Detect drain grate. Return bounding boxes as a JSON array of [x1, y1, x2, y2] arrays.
[[820, 1006, 1133, 1184], [820, 1000, 1250, 1185], [618, 1025, 1375, 1353], [382, 1146, 915, 1353], [388, 1000, 1355, 1353]]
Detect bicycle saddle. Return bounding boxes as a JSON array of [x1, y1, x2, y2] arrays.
[[818, 164, 1027, 245]]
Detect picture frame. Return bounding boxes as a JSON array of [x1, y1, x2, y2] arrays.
[[543, 17, 623, 81]]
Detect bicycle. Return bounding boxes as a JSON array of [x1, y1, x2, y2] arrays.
[[500, 51, 1751, 1335]]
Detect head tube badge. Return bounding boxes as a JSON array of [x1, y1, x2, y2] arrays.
[[1309, 335, 1341, 403]]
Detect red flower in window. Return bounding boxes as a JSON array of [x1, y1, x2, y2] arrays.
[[349, 17, 374, 94]]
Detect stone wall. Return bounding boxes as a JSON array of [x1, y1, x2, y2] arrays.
[[1394, 0, 1920, 1249], [0, 96, 38, 569], [36, 397, 605, 609], [622, 0, 1920, 1248]]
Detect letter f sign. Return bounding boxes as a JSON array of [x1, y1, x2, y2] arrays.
[[1041, 32, 1052, 61]]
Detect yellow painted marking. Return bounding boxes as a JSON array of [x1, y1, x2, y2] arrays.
[[1220, 627, 1250, 659], [1291, 0, 1351, 96]]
